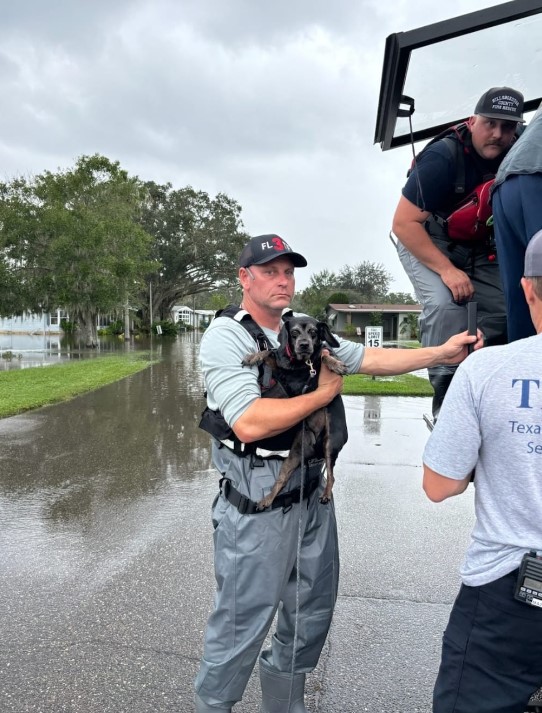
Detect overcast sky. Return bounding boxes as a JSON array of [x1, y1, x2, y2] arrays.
[[0, 0, 520, 294]]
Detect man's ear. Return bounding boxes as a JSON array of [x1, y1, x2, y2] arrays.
[[239, 267, 252, 289], [521, 277, 535, 305]]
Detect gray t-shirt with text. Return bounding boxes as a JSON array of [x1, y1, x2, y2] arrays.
[[423, 334, 542, 586]]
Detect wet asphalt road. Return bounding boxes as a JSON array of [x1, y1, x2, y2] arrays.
[[0, 337, 531, 712]]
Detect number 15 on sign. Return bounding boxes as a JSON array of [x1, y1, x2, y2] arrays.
[[365, 326, 383, 348]]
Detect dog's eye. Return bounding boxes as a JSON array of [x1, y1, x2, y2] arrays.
[[308, 328, 317, 337], [290, 329, 301, 338]]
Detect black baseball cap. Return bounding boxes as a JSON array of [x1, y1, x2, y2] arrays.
[[238, 234, 307, 268], [474, 87, 525, 123]]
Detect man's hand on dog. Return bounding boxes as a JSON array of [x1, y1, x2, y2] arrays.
[[439, 329, 484, 364], [316, 349, 344, 401]]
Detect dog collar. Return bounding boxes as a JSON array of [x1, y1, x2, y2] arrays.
[[284, 343, 296, 362]]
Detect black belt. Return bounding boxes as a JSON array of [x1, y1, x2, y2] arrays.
[[219, 474, 321, 515]]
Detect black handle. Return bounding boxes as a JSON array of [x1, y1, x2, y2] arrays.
[[467, 301, 478, 355]]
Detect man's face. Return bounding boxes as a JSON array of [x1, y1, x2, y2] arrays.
[[468, 115, 518, 160], [240, 257, 296, 311]]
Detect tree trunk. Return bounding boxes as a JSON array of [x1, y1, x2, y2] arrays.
[[141, 283, 169, 329], [124, 305, 131, 341], [75, 309, 98, 348]]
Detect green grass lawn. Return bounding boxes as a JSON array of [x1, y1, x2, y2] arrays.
[[0, 354, 156, 419], [0, 353, 431, 420], [343, 372, 432, 397], [396, 340, 421, 349]]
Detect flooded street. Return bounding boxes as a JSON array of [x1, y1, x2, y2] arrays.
[[0, 335, 212, 585], [0, 335, 221, 711], [0, 335, 487, 712]]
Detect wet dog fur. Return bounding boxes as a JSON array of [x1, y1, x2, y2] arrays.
[[242, 315, 348, 509]]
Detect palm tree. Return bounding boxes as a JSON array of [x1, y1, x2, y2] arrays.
[[400, 313, 420, 340]]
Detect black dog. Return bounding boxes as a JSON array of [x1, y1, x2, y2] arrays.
[[242, 315, 348, 510]]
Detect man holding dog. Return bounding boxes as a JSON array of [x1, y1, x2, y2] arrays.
[[422, 231, 542, 713], [392, 86, 525, 420], [195, 234, 482, 713]]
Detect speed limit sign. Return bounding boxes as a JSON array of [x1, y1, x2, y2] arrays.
[[365, 326, 383, 348]]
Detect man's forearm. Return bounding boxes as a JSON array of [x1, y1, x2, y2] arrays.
[[232, 386, 338, 443], [360, 345, 450, 375], [395, 223, 452, 275]]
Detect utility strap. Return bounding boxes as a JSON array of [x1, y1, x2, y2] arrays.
[[219, 474, 320, 515]]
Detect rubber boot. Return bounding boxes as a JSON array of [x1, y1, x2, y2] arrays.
[[260, 664, 307, 712], [195, 693, 232, 713], [428, 371, 455, 422]]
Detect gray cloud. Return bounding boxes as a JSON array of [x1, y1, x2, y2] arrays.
[[0, 0, 517, 292]]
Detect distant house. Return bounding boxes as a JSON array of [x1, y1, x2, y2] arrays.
[[0, 310, 67, 334], [172, 305, 215, 330], [0, 310, 122, 335], [325, 303, 422, 341]]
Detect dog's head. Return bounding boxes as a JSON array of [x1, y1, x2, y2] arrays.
[[278, 315, 339, 362]]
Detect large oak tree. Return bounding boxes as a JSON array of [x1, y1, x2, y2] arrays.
[[0, 155, 153, 346], [139, 182, 248, 323]]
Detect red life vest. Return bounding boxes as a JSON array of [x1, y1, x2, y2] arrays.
[[410, 123, 494, 242]]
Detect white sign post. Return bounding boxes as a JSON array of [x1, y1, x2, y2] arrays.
[[365, 326, 383, 348]]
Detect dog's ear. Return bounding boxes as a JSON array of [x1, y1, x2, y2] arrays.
[[318, 322, 340, 348], [278, 311, 295, 348], [281, 310, 295, 324], [278, 320, 291, 349]]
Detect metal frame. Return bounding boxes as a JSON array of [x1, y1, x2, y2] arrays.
[[374, 0, 542, 150]]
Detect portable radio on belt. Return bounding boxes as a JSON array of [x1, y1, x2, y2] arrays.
[[514, 551, 542, 608]]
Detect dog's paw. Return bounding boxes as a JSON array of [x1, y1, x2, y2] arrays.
[[241, 350, 272, 368], [322, 355, 348, 375], [256, 497, 272, 511]]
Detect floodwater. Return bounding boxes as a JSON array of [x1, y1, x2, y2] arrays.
[[1, 336, 538, 712], [0, 334, 212, 580], [0, 333, 140, 371], [1, 334, 433, 713], [0, 333, 225, 711]]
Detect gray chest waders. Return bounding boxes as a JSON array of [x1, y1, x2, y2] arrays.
[[262, 420, 309, 713]]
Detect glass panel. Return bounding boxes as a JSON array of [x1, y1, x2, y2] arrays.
[[396, 13, 542, 141]]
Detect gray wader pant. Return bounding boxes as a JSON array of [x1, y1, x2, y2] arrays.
[[194, 441, 339, 708], [396, 232, 507, 418]]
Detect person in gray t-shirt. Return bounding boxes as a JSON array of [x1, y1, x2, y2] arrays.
[[423, 231, 542, 713], [194, 234, 481, 713]]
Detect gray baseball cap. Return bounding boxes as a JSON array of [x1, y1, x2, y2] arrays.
[[524, 230, 542, 277]]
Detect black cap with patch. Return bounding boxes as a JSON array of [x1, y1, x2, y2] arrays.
[[238, 235, 307, 268], [474, 87, 525, 123]]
